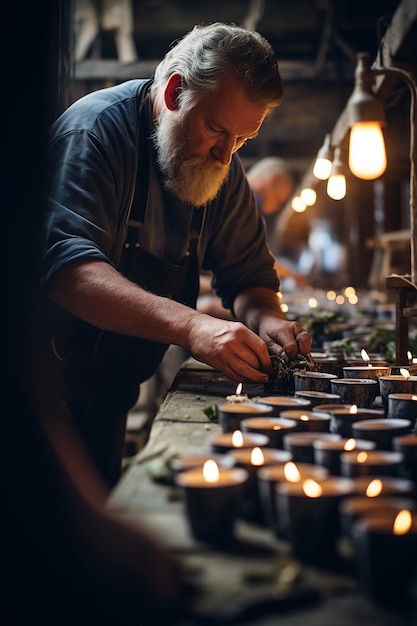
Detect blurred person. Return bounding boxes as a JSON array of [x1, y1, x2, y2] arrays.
[[37, 22, 312, 489]]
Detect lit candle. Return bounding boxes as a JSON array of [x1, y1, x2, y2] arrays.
[[330, 378, 378, 409], [379, 372, 417, 414], [258, 461, 329, 538], [229, 446, 292, 523], [293, 371, 338, 393], [313, 437, 376, 475], [259, 395, 311, 416], [279, 409, 331, 433], [351, 418, 412, 450], [283, 431, 341, 465], [328, 405, 385, 438], [294, 390, 341, 408], [175, 459, 249, 544], [350, 475, 416, 498], [340, 495, 416, 539], [340, 449, 405, 478], [225, 382, 249, 403], [240, 416, 298, 449], [342, 365, 391, 380], [217, 402, 273, 433], [276, 476, 354, 565], [210, 429, 269, 454], [351, 510, 417, 608]]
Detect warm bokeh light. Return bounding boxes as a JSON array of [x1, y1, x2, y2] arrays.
[[350, 405, 358, 414], [232, 430, 244, 447], [284, 461, 301, 482], [357, 451, 368, 463], [313, 157, 332, 180], [366, 478, 383, 497], [335, 294, 345, 305], [327, 290, 336, 301], [393, 510, 412, 535], [308, 297, 318, 308], [250, 447, 264, 466], [344, 438, 356, 451], [280, 303, 289, 313], [344, 286, 356, 297], [300, 187, 317, 206], [303, 479, 322, 498], [349, 121, 387, 180], [291, 195, 307, 213], [327, 173, 346, 200], [300, 414, 309, 421], [203, 460, 220, 483]]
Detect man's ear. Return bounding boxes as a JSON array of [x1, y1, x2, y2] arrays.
[[164, 73, 183, 111]]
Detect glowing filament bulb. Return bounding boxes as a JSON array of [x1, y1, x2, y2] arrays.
[[393, 510, 412, 535], [203, 460, 219, 483], [366, 478, 382, 497], [303, 479, 322, 498], [349, 122, 387, 180], [284, 461, 301, 482], [232, 430, 244, 447]]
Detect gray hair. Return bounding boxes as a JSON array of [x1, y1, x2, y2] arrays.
[[152, 22, 284, 114]]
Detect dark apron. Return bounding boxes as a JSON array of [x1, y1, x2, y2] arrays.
[[40, 93, 204, 486]]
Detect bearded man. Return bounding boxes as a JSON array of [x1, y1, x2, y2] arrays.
[[38, 22, 311, 488]]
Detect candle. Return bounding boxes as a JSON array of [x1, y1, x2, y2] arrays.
[[258, 461, 329, 538], [342, 365, 391, 380], [283, 431, 341, 465], [240, 416, 298, 449], [276, 476, 354, 565], [313, 403, 352, 414], [225, 381, 248, 403], [330, 378, 378, 409], [313, 437, 376, 476], [259, 395, 311, 416], [279, 409, 331, 433], [393, 433, 417, 484], [175, 459, 249, 544], [388, 393, 417, 427], [350, 475, 416, 498], [379, 374, 417, 414], [340, 495, 416, 538], [294, 390, 341, 408], [351, 418, 412, 450], [328, 406, 385, 438], [340, 449, 405, 478], [351, 511, 417, 608], [210, 429, 269, 454], [217, 402, 273, 433], [293, 371, 338, 393], [229, 447, 292, 523]]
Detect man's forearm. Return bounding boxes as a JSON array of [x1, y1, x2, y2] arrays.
[[47, 259, 200, 348], [233, 286, 286, 333]]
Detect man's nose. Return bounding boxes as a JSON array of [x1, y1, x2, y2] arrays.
[[211, 135, 237, 165]]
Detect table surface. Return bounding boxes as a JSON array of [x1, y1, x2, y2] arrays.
[[108, 359, 417, 625]]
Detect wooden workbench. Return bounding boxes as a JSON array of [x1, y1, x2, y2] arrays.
[[108, 360, 417, 625]]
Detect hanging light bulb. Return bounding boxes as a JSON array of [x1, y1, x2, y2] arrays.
[[327, 146, 346, 200], [313, 133, 333, 180], [291, 195, 307, 212], [300, 187, 317, 206], [347, 53, 387, 180]]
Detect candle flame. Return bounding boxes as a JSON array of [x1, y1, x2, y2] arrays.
[[235, 382, 243, 395], [349, 405, 358, 414], [250, 447, 264, 466], [344, 438, 356, 451], [203, 459, 219, 483], [407, 351, 413, 362], [273, 425, 281, 430], [357, 451, 368, 463], [393, 509, 412, 535], [303, 479, 322, 498], [284, 461, 301, 482], [412, 395, 417, 401], [300, 414, 309, 421], [366, 478, 382, 497], [400, 368, 411, 379], [232, 430, 244, 447], [361, 349, 370, 362]]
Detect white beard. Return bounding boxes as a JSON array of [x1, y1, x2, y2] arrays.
[[153, 110, 230, 207]]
